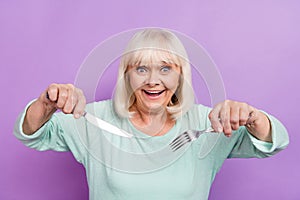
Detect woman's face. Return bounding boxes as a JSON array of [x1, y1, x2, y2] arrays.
[[127, 62, 181, 113]]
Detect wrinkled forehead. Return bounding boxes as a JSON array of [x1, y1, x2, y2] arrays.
[[125, 48, 183, 67]]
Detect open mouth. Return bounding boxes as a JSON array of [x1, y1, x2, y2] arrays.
[[143, 90, 165, 97]]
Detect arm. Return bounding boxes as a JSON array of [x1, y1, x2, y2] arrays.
[[14, 101, 87, 161], [22, 83, 86, 135], [208, 100, 289, 156], [15, 83, 86, 153], [15, 107, 68, 151], [209, 100, 272, 141], [228, 114, 289, 158]]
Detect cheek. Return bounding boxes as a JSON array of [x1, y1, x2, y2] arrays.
[[162, 73, 180, 91], [128, 73, 145, 91]]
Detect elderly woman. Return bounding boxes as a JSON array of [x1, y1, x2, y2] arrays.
[[14, 28, 289, 200]]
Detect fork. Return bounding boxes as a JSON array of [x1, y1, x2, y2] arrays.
[[169, 127, 216, 151]]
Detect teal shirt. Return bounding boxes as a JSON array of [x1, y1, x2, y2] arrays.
[[14, 100, 289, 200]]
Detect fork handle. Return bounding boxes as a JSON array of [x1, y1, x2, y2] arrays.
[[205, 127, 215, 132]]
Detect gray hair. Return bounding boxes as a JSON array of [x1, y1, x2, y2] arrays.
[[113, 28, 195, 119]]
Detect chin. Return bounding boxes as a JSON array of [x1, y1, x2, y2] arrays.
[[145, 103, 167, 113]]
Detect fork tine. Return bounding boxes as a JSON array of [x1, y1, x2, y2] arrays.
[[169, 128, 216, 152], [170, 138, 191, 151], [170, 133, 187, 146], [170, 133, 189, 148], [169, 132, 192, 151], [172, 141, 189, 151]]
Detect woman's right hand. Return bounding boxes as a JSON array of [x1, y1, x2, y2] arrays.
[[22, 83, 86, 135], [44, 83, 86, 118]]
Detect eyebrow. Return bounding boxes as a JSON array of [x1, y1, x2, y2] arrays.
[[140, 62, 176, 67]]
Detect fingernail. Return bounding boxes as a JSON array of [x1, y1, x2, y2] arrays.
[[74, 114, 80, 119], [217, 127, 223, 132]]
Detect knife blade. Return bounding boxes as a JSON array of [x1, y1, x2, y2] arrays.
[[83, 112, 133, 138], [46, 92, 133, 138]]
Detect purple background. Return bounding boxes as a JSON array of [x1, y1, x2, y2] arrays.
[[0, 0, 299, 199]]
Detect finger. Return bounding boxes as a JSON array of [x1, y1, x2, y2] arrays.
[[56, 86, 68, 110], [230, 106, 240, 131], [239, 106, 249, 126], [47, 84, 59, 102], [208, 105, 223, 133], [219, 104, 232, 136], [63, 85, 77, 114], [72, 89, 86, 118]]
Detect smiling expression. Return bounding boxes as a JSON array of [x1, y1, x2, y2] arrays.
[[127, 62, 181, 113]]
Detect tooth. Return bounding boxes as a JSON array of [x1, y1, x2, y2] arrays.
[[148, 91, 159, 94]]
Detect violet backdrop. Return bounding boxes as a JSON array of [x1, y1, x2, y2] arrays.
[[0, 0, 299, 199]]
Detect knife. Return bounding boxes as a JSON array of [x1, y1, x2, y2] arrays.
[[83, 111, 133, 138], [46, 92, 133, 138]]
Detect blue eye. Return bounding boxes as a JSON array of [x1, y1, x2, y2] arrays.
[[136, 66, 148, 74], [161, 66, 171, 73]]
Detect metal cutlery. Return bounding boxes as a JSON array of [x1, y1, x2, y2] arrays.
[[169, 127, 216, 151]]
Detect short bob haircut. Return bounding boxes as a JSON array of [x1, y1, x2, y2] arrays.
[[113, 28, 195, 119]]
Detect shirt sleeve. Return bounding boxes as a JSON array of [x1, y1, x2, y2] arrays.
[[246, 112, 289, 155], [14, 100, 70, 152], [228, 112, 289, 158]]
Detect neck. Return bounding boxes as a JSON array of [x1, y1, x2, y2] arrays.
[[138, 107, 167, 122], [129, 105, 175, 136]]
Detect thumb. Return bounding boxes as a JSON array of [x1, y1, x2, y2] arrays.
[[208, 107, 223, 133]]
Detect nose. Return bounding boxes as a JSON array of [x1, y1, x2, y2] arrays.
[[145, 70, 161, 86]]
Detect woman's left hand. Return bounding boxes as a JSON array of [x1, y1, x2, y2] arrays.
[[208, 100, 272, 142]]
